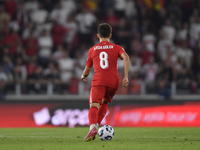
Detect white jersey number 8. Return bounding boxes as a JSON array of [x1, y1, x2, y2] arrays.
[[99, 51, 109, 69]]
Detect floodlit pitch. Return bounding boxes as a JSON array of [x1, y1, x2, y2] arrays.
[[0, 127, 200, 150]]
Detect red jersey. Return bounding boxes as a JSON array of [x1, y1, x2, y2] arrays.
[[86, 41, 125, 89]]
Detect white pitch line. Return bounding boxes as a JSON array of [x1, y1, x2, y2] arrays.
[[0, 135, 74, 138]]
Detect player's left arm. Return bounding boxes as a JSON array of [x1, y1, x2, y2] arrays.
[[118, 46, 130, 87], [81, 66, 92, 82], [121, 52, 130, 88]]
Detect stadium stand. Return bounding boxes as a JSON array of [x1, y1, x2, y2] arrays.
[[1, 0, 200, 100]]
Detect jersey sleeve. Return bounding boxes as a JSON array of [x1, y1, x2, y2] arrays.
[[86, 48, 93, 68], [118, 46, 126, 60]]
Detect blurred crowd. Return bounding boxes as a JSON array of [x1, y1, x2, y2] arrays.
[[1, 0, 200, 99]]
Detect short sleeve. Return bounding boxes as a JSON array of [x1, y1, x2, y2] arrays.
[[86, 48, 93, 67], [118, 46, 125, 60]]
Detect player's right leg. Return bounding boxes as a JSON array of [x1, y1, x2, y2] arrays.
[[84, 102, 99, 142], [84, 86, 105, 142]]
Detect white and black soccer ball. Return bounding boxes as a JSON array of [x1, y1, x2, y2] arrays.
[[98, 125, 114, 141]]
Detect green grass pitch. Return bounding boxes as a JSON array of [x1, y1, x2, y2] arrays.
[[0, 127, 200, 150]]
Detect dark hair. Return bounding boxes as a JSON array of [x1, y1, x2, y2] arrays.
[[98, 23, 112, 38]]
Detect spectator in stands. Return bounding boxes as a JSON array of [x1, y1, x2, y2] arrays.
[[38, 30, 53, 67], [153, 8, 167, 29], [24, 31, 38, 56], [124, 0, 137, 18], [138, 7, 150, 23], [130, 19, 140, 38], [142, 56, 158, 83], [172, 57, 186, 81], [5, 29, 22, 55], [68, 70, 79, 94], [2, 55, 14, 93], [177, 23, 189, 41], [13, 3, 29, 35], [51, 20, 67, 47], [129, 34, 142, 55], [28, 65, 46, 93], [4, 0, 17, 19], [105, 8, 119, 30], [35, 17, 53, 37], [192, 41, 200, 61], [177, 66, 191, 90], [63, 14, 78, 44], [13, 57, 27, 93], [140, 44, 154, 66], [157, 60, 173, 82], [113, 0, 126, 18], [30, 3, 48, 24], [60, 0, 76, 16], [50, 3, 68, 25], [22, 22, 37, 39], [52, 44, 65, 62], [190, 17, 200, 41], [129, 71, 142, 94], [26, 55, 37, 77], [0, 47, 11, 64], [45, 62, 62, 93], [13, 44, 27, 63], [142, 56, 158, 93], [157, 80, 171, 100], [59, 51, 75, 83], [129, 53, 141, 75], [175, 41, 193, 69], [162, 19, 176, 41], [142, 30, 156, 53], [115, 18, 130, 48], [13, 57, 27, 82], [0, 5, 11, 29], [2, 55, 13, 78], [141, 19, 152, 35], [75, 7, 96, 44], [157, 31, 174, 61]]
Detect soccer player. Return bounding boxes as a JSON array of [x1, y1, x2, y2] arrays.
[[81, 23, 129, 141]]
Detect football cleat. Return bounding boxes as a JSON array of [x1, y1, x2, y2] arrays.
[[83, 127, 97, 142]]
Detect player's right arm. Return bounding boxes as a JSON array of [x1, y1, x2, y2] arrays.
[[121, 52, 130, 88], [81, 66, 92, 82], [81, 48, 93, 82]]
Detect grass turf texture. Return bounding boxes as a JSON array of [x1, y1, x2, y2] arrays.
[[0, 128, 200, 150]]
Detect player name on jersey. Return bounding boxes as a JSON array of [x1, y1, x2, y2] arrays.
[[94, 45, 114, 50]]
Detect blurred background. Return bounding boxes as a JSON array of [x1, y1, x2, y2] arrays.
[[0, 0, 200, 100], [1, 0, 200, 128]]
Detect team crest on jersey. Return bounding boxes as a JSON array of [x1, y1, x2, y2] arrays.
[[94, 45, 114, 50]]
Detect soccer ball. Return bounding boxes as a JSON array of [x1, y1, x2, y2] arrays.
[[98, 125, 114, 141]]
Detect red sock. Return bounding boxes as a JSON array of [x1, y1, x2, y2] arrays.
[[88, 107, 98, 126], [97, 104, 108, 125]]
